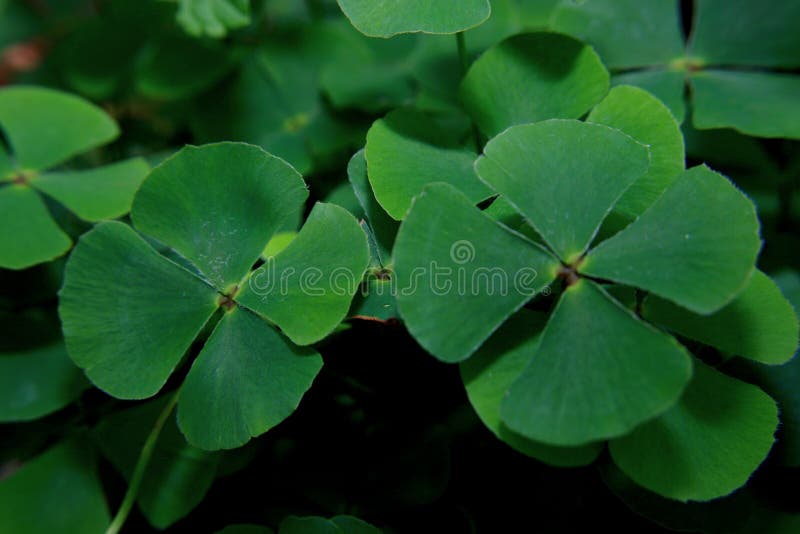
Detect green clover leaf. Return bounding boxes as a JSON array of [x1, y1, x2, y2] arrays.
[[60, 142, 370, 450], [460, 32, 610, 138], [551, 0, 800, 138], [337, 0, 491, 38], [392, 118, 788, 500], [0, 436, 110, 534], [0, 86, 149, 269]]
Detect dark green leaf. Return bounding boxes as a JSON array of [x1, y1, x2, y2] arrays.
[[645, 270, 799, 365], [0, 437, 110, 534], [178, 307, 322, 450], [587, 85, 684, 219], [237, 203, 369, 346], [337, 0, 491, 38], [610, 360, 778, 501], [393, 182, 558, 363], [59, 221, 218, 399], [476, 119, 650, 261], [365, 109, 491, 220], [460, 32, 609, 138], [132, 142, 308, 292], [0, 185, 71, 270], [461, 309, 603, 466], [501, 280, 692, 445], [583, 165, 761, 314]]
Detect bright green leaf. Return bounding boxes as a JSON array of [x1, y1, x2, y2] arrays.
[[587, 85, 685, 219], [646, 270, 799, 365], [460, 309, 603, 466], [475, 119, 650, 261], [178, 307, 322, 450], [460, 32, 609, 138], [0, 437, 110, 534], [0, 86, 118, 171], [31, 157, 149, 222], [237, 203, 370, 346], [610, 360, 778, 502], [336, 0, 491, 38], [59, 221, 218, 399], [583, 165, 761, 314], [691, 70, 800, 139], [0, 185, 72, 270], [501, 280, 692, 446], [365, 109, 490, 220], [393, 182, 558, 363], [132, 142, 308, 292]]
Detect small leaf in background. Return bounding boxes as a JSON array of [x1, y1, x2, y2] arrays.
[[30, 158, 150, 222], [689, 0, 800, 68], [0, 184, 72, 269], [0, 86, 117, 170], [645, 270, 799, 365], [94, 397, 221, 528], [393, 182, 558, 363], [337, 0, 490, 38], [690, 70, 800, 139], [550, 0, 685, 69], [583, 165, 761, 314], [177, 0, 251, 39], [0, 309, 87, 422], [501, 281, 692, 446], [461, 309, 603, 466], [476, 119, 650, 261], [178, 308, 323, 450], [365, 108, 491, 220], [587, 85, 685, 219], [0, 86, 149, 270], [217, 526, 274, 534], [610, 360, 778, 502], [0, 437, 110, 534], [460, 32, 609, 137]]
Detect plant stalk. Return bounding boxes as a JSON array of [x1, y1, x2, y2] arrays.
[[105, 391, 180, 534]]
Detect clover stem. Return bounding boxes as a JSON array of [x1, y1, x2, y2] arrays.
[[105, 391, 180, 534], [455, 31, 484, 151], [456, 32, 469, 74]]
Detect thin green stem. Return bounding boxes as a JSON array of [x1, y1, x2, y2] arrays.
[[455, 32, 483, 150], [456, 32, 469, 74], [105, 392, 180, 534]]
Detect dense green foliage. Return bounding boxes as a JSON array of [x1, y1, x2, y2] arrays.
[[1, 1, 799, 532]]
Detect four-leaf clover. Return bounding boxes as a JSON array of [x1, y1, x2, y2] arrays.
[[60, 142, 370, 449]]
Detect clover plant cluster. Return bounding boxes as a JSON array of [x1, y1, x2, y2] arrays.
[[1, 1, 799, 533]]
